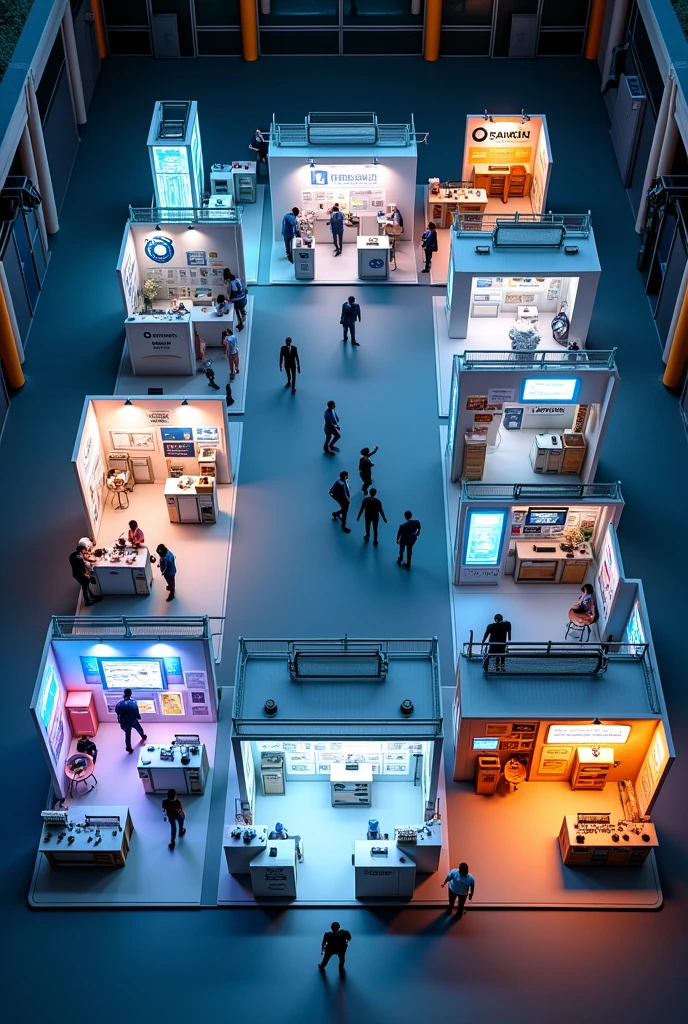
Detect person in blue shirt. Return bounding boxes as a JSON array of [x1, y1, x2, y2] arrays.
[[114, 688, 147, 754], [571, 583, 596, 618], [156, 543, 176, 602], [421, 221, 438, 273], [214, 294, 232, 316], [389, 204, 404, 228], [441, 861, 475, 918], [340, 295, 361, 345], [329, 203, 345, 256], [281, 207, 300, 262], [226, 271, 248, 331], [323, 400, 341, 455]]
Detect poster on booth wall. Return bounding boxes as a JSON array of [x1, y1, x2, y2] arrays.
[[160, 691, 184, 716], [186, 251, 207, 266], [184, 670, 208, 690], [539, 745, 573, 774], [38, 664, 65, 767], [195, 427, 220, 448]]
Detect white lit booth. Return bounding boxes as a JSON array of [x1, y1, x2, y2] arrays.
[[117, 215, 246, 383], [28, 616, 219, 905], [451, 574, 674, 907], [268, 112, 418, 285], [71, 396, 237, 617], [220, 638, 447, 905], [447, 351, 619, 484]]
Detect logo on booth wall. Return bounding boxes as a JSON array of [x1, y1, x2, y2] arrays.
[[471, 126, 531, 143], [369, 258, 384, 269], [311, 170, 329, 185], [144, 235, 175, 263]]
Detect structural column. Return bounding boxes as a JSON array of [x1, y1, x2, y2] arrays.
[[26, 75, 59, 235], [0, 264, 25, 364], [240, 0, 259, 61], [62, 6, 87, 125], [424, 0, 442, 62], [90, 0, 107, 59], [585, 0, 607, 60], [663, 282, 688, 387], [18, 124, 48, 251], [0, 273, 25, 388], [600, 0, 629, 82], [634, 71, 675, 234]]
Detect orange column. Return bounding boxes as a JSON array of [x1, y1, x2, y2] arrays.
[[585, 0, 607, 60], [240, 0, 259, 61], [424, 0, 442, 62], [663, 284, 688, 388], [90, 0, 107, 59], [0, 282, 25, 388]]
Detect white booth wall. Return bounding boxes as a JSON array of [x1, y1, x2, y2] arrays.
[[462, 114, 552, 215], [72, 396, 231, 537], [117, 221, 246, 318], [30, 633, 219, 799], [450, 366, 619, 483], [268, 149, 418, 244]]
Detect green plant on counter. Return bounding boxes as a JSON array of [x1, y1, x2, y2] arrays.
[[142, 277, 160, 303], [562, 525, 585, 548]]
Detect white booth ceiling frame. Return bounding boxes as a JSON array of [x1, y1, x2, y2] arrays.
[[460, 482, 623, 501], [128, 205, 242, 225], [270, 112, 418, 148], [51, 614, 212, 639], [454, 211, 591, 237], [458, 350, 618, 371]]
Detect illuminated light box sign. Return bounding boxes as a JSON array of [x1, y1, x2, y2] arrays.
[[520, 378, 580, 403], [547, 724, 631, 744], [309, 166, 380, 187], [463, 509, 507, 566]]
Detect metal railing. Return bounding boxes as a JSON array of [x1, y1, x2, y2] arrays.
[[461, 481, 623, 501], [128, 205, 242, 224], [270, 112, 417, 148], [458, 349, 618, 371], [51, 615, 219, 640], [453, 210, 592, 237]]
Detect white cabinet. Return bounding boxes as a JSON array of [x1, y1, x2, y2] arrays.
[[331, 763, 373, 806]]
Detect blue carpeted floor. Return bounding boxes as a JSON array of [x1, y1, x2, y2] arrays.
[[0, 55, 686, 1020]]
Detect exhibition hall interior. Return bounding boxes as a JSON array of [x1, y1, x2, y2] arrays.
[[1, 0, 687, 1019]]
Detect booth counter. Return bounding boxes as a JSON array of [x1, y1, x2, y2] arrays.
[[225, 637, 447, 904], [91, 545, 153, 596], [39, 807, 134, 868]]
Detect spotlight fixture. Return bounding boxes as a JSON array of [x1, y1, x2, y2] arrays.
[[124, 398, 132, 406], [521, 109, 531, 124], [593, 717, 601, 725], [155, 224, 161, 231], [373, 157, 379, 166], [483, 109, 493, 123], [181, 398, 188, 406], [308, 158, 315, 168], [187, 223, 193, 230]]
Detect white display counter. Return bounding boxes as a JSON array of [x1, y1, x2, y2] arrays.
[[91, 546, 153, 596], [250, 838, 298, 898], [358, 235, 389, 279], [353, 840, 416, 898], [224, 824, 268, 874], [191, 305, 234, 347], [164, 475, 218, 524], [137, 742, 209, 794], [293, 238, 316, 280], [125, 313, 195, 376]]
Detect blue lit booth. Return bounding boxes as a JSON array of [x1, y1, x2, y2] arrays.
[[28, 616, 219, 905], [447, 349, 620, 485], [221, 638, 447, 905]]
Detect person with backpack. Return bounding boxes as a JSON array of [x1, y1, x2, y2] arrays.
[[225, 271, 247, 331], [114, 688, 147, 754]]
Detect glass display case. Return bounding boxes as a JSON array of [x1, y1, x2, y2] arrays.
[[147, 100, 204, 209]]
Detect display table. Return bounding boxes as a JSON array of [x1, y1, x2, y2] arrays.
[[164, 475, 218, 524], [427, 187, 488, 227], [223, 824, 268, 874], [396, 821, 443, 872], [125, 313, 195, 375], [191, 305, 234, 347], [558, 815, 658, 866], [313, 217, 356, 246], [513, 541, 593, 583], [137, 742, 209, 794], [91, 546, 153, 596], [293, 238, 316, 280], [357, 235, 389, 279], [331, 762, 373, 806], [39, 806, 133, 868], [250, 838, 297, 898], [353, 840, 416, 898]]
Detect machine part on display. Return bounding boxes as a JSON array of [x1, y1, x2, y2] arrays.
[[159, 747, 175, 761], [509, 320, 541, 351], [551, 301, 570, 344]]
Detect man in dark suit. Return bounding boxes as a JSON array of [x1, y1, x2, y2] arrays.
[[279, 337, 301, 394], [356, 488, 387, 546], [396, 510, 421, 568], [323, 400, 341, 455], [329, 472, 351, 533], [482, 613, 512, 671], [69, 543, 102, 606], [340, 295, 361, 345]]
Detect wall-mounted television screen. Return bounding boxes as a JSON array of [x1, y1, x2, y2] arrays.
[[99, 658, 167, 691], [520, 378, 580, 403], [525, 507, 569, 527], [472, 737, 500, 751]]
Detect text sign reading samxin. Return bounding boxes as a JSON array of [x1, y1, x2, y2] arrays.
[[310, 166, 379, 187]]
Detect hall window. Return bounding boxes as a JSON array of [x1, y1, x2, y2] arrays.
[[259, 1, 339, 25]]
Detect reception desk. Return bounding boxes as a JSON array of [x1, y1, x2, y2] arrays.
[[91, 546, 153, 596], [39, 806, 134, 868], [190, 305, 234, 347], [353, 841, 416, 898], [513, 541, 593, 584], [358, 235, 389, 279], [125, 313, 195, 375], [427, 187, 488, 228]]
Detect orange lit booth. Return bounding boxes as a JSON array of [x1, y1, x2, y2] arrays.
[[452, 574, 674, 879], [461, 113, 552, 216]]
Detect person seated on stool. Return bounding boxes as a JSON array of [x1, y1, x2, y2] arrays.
[[388, 204, 403, 229], [570, 583, 595, 619], [269, 821, 303, 862], [127, 520, 145, 547], [76, 735, 97, 763], [214, 294, 232, 316]]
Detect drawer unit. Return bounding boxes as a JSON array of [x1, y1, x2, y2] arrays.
[[560, 432, 587, 475], [560, 560, 589, 584], [65, 690, 98, 736], [463, 435, 487, 481], [517, 561, 557, 581], [570, 747, 613, 791]]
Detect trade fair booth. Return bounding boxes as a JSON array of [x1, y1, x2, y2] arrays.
[[460, 114, 553, 217], [71, 396, 239, 619], [268, 113, 418, 285], [451, 579, 674, 906], [447, 351, 619, 484], [219, 638, 448, 906], [28, 616, 221, 906]]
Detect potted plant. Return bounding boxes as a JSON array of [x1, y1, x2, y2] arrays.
[[560, 524, 585, 556], [142, 276, 160, 311]]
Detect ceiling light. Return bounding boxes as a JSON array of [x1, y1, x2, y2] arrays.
[[483, 110, 493, 123], [124, 398, 132, 406], [308, 158, 315, 168], [181, 398, 188, 406], [593, 717, 601, 725], [521, 109, 531, 124]]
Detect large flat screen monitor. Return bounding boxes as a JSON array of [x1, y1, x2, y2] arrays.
[[525, 507, 569, 527], [520, 378, 580, 403], [463, 509, 507, 566], [99, 658, 167, 691], [472, 737, 500, 751]]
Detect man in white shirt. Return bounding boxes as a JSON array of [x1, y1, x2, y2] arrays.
[[441, 861, 475, 918]]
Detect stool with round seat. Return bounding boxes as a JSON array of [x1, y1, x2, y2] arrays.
[[64, 753, 97, 798]]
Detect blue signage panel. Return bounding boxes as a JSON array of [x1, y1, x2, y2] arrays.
[[161, 427, 193, 441], [163, 441, 195, 458]]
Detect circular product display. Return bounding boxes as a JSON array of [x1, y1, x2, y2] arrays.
[[509, 318, 541, 351]]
